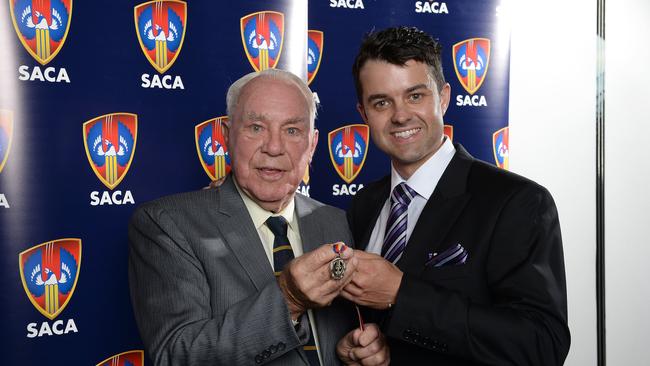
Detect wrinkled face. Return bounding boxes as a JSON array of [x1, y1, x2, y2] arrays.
[[357, 59, 450, 179], [225, 78, 318, 212]]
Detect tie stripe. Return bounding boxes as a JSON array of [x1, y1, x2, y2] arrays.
[[266, 216, 320, 366], [381, 183, 417, 264], [273, 245, 293, 253]]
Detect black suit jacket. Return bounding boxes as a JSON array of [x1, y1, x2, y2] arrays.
[[348, 145, 570, 365]]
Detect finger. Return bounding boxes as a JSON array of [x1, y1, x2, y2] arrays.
[[306, 244, 340, 267], [352, 327, 363, 345], [303, 256, 358, 301], [350, 340, 382, 363], [314, 254, 359, 290], [338, 327, 356, 349], [345, 256, 359, 274], [339, 290, 371, 307], [358, 350, 389, 366], [317, 275, 353, 299], [358, 324, 380, 347], [306, 262, 359, 303], [336, 242, 354, 260], [315, 243, 355, 266], [339, 288, 357, 302], [298, 271, 355, 306], [344, 281, 365, 297], [292, 247, 341, 283], [353, 250, 382, 260]]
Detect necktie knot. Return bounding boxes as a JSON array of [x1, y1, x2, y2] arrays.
[[392, 183, 417, 206], [266, 216, 288, 238]]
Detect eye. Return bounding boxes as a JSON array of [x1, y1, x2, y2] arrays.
[[409, 93, 422, 102], [287, 127, 298, 135], [250, 124, 263, 133], [373, 100, 389, 109]]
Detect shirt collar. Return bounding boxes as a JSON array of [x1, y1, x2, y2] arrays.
[[390, 137, 456, 200], [234, 178, 296, 231]]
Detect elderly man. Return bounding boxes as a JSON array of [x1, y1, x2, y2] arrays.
[[341, 27, 570, 365], [128, 69, 388, 365]]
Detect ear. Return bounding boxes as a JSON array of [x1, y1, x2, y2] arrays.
[[222, 118, 231, 147], [357, 103, 369, 124], [308, 129, 319, 162], [440, 83, 451, 116]]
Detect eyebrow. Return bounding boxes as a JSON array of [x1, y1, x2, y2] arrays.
[[246, 111, 267, 122], [405, 83, 429, 93], [246, 112, 306, 125], [282, 117, 307, 125], [366, 83, 430, 103]]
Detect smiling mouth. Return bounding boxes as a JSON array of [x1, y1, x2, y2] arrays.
[[392, 128, 421, 139]]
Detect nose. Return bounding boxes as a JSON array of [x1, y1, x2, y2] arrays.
[[391, 100, 412, 124], [261, 128, 284, 156]]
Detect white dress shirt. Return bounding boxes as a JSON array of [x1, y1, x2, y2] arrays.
[[366, 138, 456, 255]]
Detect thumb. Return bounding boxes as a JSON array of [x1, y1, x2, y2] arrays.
[[351, 327, 363, 346]]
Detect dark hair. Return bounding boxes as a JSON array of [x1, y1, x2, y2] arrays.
[[352, 26, 445, 102]]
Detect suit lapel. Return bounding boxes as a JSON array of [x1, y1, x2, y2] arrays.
[[397, 145, 474, 275], [295, 195, 322, 255], [214, 176, 275, 291], [357, 177, 390, 250], [295, 196, 332, 364], [295, 195, 350, 365]]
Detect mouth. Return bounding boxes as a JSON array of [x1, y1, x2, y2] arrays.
[[256, 166, 286, 179], [391, 128, 421, 140]]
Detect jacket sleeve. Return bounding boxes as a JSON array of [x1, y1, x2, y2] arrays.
[[128, 203, 308, 366], [384, 184, 571, 365]]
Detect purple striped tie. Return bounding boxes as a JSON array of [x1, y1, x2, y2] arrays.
[[381, 183, 417, 263]]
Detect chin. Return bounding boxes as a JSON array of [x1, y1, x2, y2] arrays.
[[251, 184, 294, 202]]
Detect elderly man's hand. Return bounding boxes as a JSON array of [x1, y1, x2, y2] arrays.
[[278, 243, 358, 320], [340, 250, 403, 309], [336, 323, 390, 366]]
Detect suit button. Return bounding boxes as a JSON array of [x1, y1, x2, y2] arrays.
[[263, 350, 271, 358], [270, 344, 278, 353], [278, 342, 286, 351], [422, 336, 431, 347], [414, 332, 422, 344], [402, 330, 411, 341], [255, 355, 263, 364]]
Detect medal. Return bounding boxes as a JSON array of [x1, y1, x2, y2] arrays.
[[330, 243, 347, 280]]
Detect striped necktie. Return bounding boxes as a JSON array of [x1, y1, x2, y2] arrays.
[[266, 216, 319, 366], [381, 183, 417, 263]]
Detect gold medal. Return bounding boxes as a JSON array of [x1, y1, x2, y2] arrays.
[[330, 243, 347, 280], [330, 257, 346, 280]]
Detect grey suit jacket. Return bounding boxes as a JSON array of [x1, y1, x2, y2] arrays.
[[128, 176, 355, 365]]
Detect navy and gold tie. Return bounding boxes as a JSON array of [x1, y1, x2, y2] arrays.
[[266, 216, 319, 366]]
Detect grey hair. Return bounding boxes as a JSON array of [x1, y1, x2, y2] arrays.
[[226, 69, 317, 131]]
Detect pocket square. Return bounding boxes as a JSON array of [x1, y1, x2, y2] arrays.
[[425, 243, 468, 267]]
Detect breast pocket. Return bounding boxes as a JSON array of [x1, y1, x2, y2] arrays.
[[421, 262, 469, 281]]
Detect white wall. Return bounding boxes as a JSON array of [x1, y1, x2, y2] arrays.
[[605, 0, 650, 364], [508, 0, 597, 364]]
